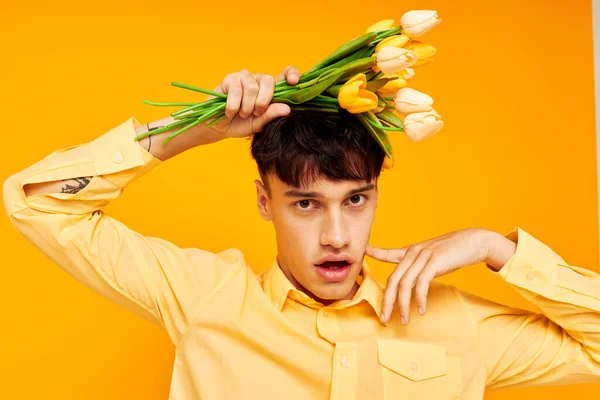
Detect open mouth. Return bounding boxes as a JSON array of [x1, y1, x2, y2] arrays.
[[314, 260, 353, 282], [316, 261, 351, 269]]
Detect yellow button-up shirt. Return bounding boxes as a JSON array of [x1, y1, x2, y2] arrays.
[[3, 117, 600, 399]]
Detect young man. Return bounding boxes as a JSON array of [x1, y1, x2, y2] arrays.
[[3, 66, 600, 399]]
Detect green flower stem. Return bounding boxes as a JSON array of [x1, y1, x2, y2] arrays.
[[171, 97, 223, 117], [174, 102, 225, 120], [206, 112, 226, 128], [133, 119, 191, 141], [162, 119, 205, 146], [171, 82, 227, 99], [188, 103, 227, 124]]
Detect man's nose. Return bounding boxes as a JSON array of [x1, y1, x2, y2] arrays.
[[319, 208, 351, 249]]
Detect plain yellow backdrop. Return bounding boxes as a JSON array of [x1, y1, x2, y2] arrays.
[[1, 0, 598, 398]]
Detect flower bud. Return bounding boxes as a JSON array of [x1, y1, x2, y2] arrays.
[[405, 41, 437, 67], [376, 46, 418, 74], [400, 10, 442, 38], [403, 109, 443, 142], [375, 34, 411, 52], [338, 73, 378, 114], [394, 88, 433, 114], [365, 19, 395, 33], [375, 75, 408, 97]]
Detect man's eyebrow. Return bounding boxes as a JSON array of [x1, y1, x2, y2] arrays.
[[284, 183, 375, 198]]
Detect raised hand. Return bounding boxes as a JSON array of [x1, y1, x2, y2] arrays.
[[207, 66, 300, 138]]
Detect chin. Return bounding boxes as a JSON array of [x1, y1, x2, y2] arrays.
[[311, 282, 356, 302]]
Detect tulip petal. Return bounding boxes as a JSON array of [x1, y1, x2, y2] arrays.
[[365, 19, 396, 33]]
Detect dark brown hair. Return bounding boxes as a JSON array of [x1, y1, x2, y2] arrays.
[[250, 110, 385, 193]]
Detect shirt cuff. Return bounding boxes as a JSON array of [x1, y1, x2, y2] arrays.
[[486, 227, 560, 299]]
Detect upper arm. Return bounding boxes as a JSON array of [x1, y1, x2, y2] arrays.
[[6, 174, 244, 345]]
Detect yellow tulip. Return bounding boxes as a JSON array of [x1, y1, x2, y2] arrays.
[[403, 109, 444, 142], [375, 74, 408, 97], [382, 156, 394, 170], [375, 34, 411, 52], [394, 88, 434, 114], [365, 19, 395, 33], [376, 46, 419, 74], [337, 73, 378, 114], [400, 10, 442, 38], [405, 41, 437, 67]]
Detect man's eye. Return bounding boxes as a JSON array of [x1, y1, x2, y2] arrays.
[[296, 200, 312, 210], [349, 194, 366, 206]]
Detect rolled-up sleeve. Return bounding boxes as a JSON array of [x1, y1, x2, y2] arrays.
[[453, 227, 600, 390], [2, 117, 244, 345]]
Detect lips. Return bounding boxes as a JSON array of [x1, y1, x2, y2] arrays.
[[315, 254, 354, 266]]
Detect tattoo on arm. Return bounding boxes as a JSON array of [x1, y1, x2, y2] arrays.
[[61, 177, 92, 194]]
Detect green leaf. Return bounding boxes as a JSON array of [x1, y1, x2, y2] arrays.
[[305, 32, 378, 74], [365, 76, 398, 92], [356, 112, 393, 158], [326, 84, 343, 97], [377, 95, 389, 109], [274, 70, 345, 104], [298, 46, 371, 84], [377, 109, 404, 128], [337, 56, 377, 82]]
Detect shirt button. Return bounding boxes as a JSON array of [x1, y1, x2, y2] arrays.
[[341, 356, 350, 369], [114, 151, 124, 164], [410, 361, 418, 372], [274, 300, 279, 309], [526, 269, 536, 280], [323, 310, 330, 317]]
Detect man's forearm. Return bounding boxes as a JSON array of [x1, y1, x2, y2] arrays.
[[23, 115, 225, 197]]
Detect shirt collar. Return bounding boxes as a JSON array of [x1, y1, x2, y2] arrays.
[[261, 257, 384, 322]]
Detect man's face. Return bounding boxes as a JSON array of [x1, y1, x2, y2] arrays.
[[255, 173, 378, 303]]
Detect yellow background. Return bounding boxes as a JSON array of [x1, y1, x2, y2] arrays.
[[1, 0, 598, 398]]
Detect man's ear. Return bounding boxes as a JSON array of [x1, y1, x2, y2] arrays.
[[254, 179, 271, 221]]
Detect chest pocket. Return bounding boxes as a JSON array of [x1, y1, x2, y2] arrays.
[[377, 339, 462, 400]]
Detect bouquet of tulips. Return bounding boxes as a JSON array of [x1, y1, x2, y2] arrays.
[[134, 10, 443, 169]]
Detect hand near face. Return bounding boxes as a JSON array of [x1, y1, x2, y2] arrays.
[[366, 227, 517, 324]]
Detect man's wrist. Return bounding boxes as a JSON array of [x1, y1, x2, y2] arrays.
[[484, 230, 517, 272], [135, 116, 226, 161]]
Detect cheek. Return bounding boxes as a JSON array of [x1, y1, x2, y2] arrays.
[[272, 208, 317, 250]]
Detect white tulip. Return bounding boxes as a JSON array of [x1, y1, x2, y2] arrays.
[[400, 10, 442, 38], [394, 88, 433, 114], [403, 109, 444, 142], [376, 46, 419, 74]]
